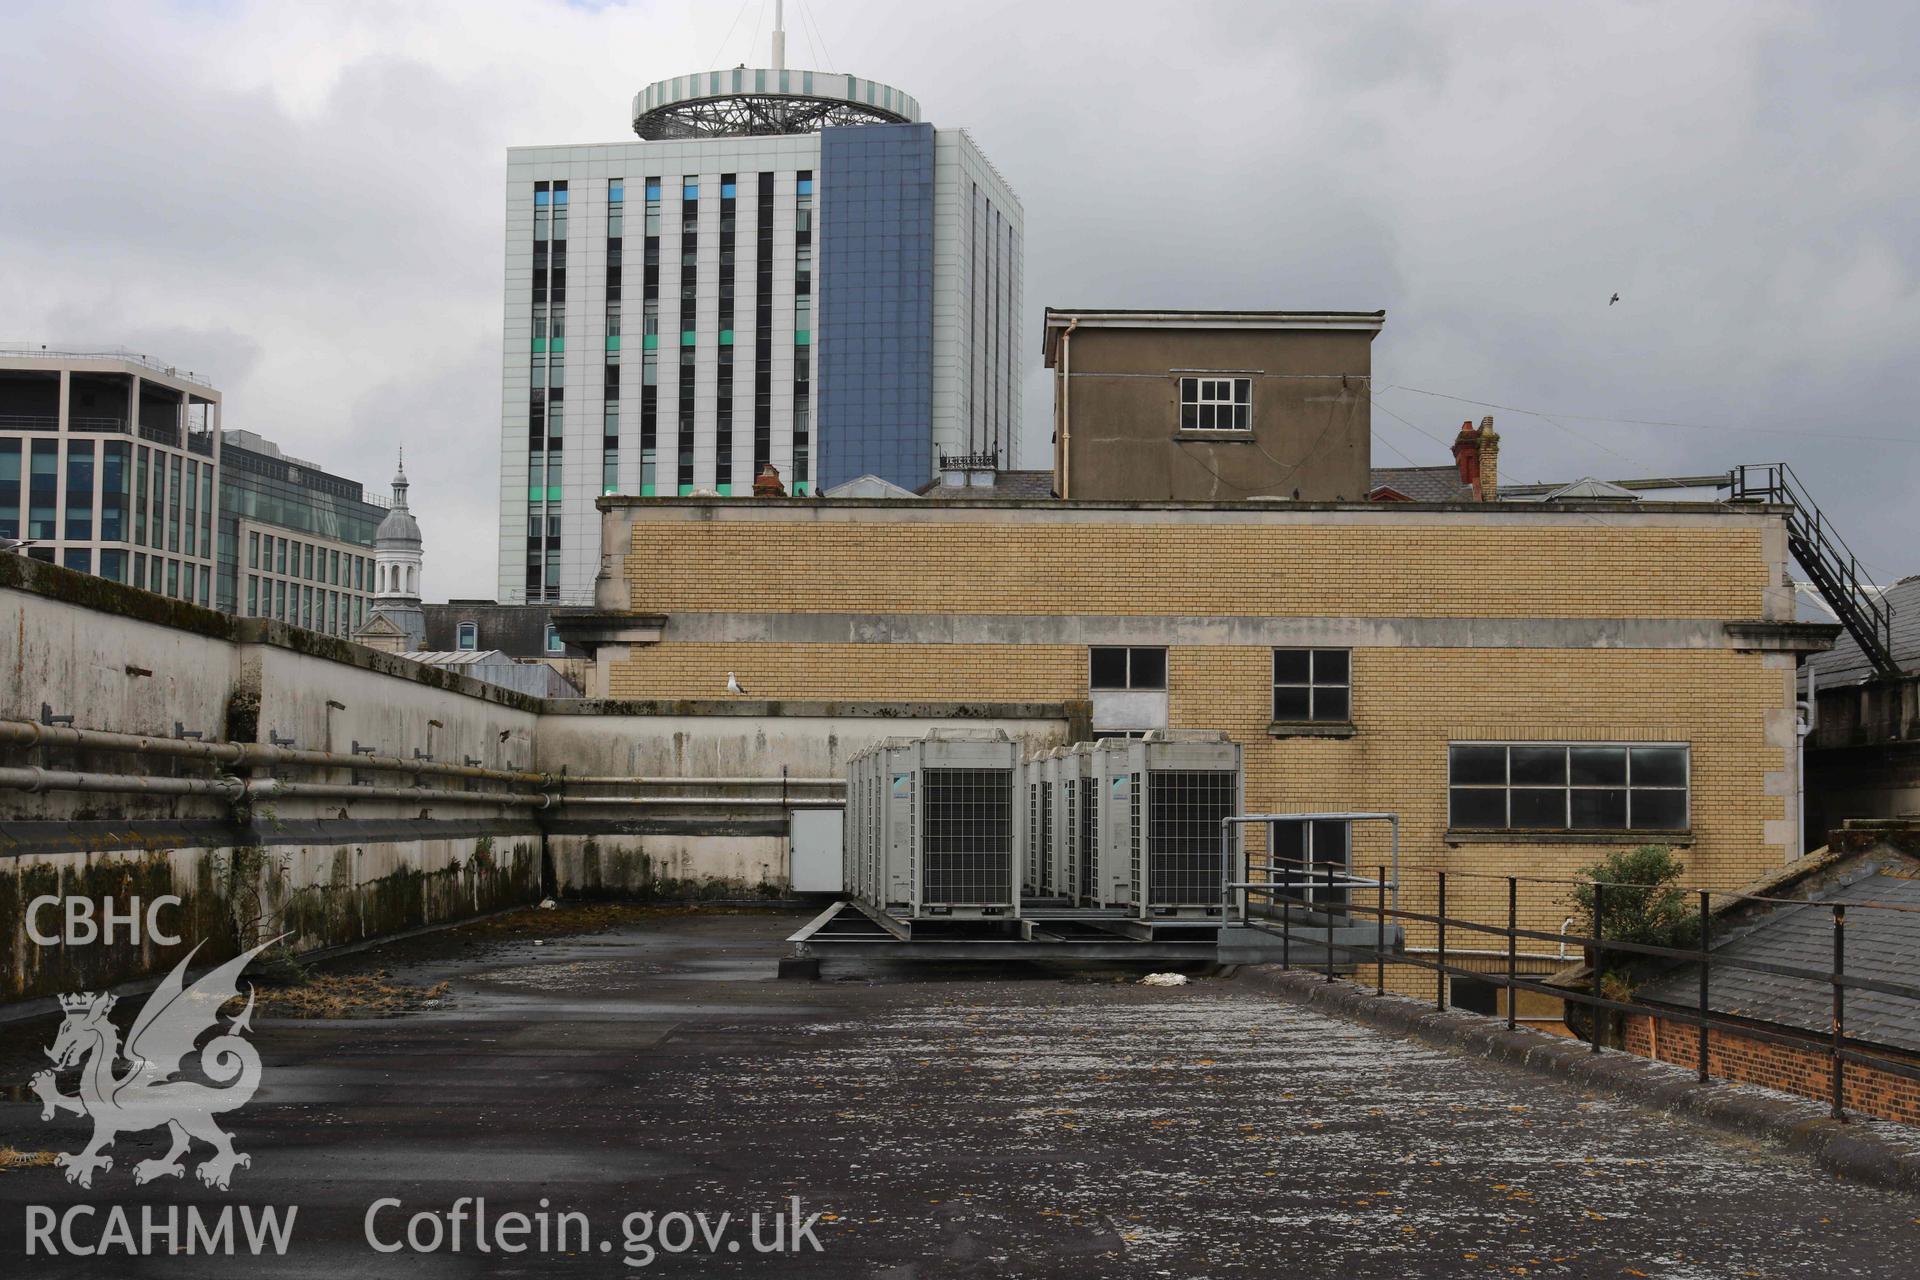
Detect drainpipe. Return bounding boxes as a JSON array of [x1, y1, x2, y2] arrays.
[[1797, 663, 1818, 857], [1057, 318, 1078, 499]]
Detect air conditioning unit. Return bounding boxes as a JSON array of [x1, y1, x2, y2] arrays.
[[1086, 731, 1243, 919], [843, 730, 1025, 921]]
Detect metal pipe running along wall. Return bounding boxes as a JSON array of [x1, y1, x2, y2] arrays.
[[0, 718, 843, 792], [0, 765, 555, 809]]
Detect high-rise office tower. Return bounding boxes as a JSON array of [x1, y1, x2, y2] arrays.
[[498, 8, 1023, 601]]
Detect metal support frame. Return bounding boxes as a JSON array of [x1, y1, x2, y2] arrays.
[[635, 94, 909, 141]]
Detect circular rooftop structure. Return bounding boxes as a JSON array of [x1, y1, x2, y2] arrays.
[[633, 66, 919, 140]]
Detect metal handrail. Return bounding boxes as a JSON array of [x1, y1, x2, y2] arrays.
[[0, 344, 215, 387], [1726, 462, 1895, 675], [1252, 854, 1920, 1122]]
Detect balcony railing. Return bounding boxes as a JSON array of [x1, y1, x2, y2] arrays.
[[0, 414, 131, 434], [0, 343, 215, 388]]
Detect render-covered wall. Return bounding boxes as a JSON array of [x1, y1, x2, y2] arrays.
[[537, 700, 1071, 900], [0, 556, 550, 1003], [1, 556, 1078, 1005], [1054, 325, 1377, 502]]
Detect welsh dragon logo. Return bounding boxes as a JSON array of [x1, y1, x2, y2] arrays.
[[30, 938, 279, 1191]]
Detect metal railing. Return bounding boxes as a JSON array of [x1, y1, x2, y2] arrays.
[[0, 413, 60, 431], [0, 344, 215, 388], [1727, 462, 1896, 676], [1232, 851, 1920, 1124]]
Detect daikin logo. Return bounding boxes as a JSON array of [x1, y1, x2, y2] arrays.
[[30, 938, 278, 1191]]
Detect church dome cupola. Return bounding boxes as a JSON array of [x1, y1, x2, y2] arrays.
[[373, 449, 424, 603]]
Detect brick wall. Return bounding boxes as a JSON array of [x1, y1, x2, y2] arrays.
[[1625, 1013, 1920, 1126], [602, 503, 1800, 912], [625, 520, 1767, 619]]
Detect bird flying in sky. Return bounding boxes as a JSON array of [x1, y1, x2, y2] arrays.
[[1609, 293, 1620, 305]]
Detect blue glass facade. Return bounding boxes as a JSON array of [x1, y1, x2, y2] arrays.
[[816, 122, 935, 491]]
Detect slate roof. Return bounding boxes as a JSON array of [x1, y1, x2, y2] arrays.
[[1637, 872, 1920, 1055], [1368, 466, 1472, 502], [920, 470, 1057, 499], [1807, 575, 1920, 685], [1534, 477, 1641, 502], [422, 602, 580, 658]]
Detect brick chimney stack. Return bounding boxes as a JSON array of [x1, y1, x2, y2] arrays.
[[1451, 421, 1479, 492], [1476, 415, 1500, 501], [1449, 417, 1501, 501], [753, 463, 787, 498]]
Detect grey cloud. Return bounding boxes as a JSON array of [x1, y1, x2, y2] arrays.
[[2, 0, 1914, 598]]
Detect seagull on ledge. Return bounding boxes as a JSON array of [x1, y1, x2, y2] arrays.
[[726, 671, 747, 696]]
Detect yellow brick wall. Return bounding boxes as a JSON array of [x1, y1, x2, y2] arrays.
[[610, 640, 1792, 932], [625, 521, 1768, 618], [606, 510, 1793, 943], [609, 643, 1087, 702], [1169, 646, 1791, 944]]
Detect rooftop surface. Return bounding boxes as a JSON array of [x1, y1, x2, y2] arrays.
[[4, 908, 1915, 1274]]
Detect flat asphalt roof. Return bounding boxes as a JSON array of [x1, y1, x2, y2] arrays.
[[2, 908, 1916, 1276]]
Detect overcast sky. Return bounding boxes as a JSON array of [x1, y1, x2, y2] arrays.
[[3, 0, 1915, 598]]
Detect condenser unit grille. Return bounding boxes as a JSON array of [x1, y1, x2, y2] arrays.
[[1063, 780, 1078, 902], [921, 768, 1012, 904], [1129, 774, 1142, 902], [1148, 769, 1236, 906], [1079, 783, 1098, 902], [1038, 781, 1053, 894]]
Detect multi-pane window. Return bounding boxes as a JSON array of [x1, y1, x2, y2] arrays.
[[716, 172, 736, 492], [1448, 743, 1691, 832], [676, 174, 698, 493], [1179, 376, 1252, 431], [456, 621, 478, 650], [753, 172, 774, 479], [64, 440, 94, 539], [792, 170, 813, 490], [1272, 649, 1350, 722], [1270, 819, 1351, 906], [639, 176, 662, 494], [1089, 646, 1168, 691], [0, 440, 23, 541]]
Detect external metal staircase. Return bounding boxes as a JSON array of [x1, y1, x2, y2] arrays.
[[1726, 463, 1898, 677]]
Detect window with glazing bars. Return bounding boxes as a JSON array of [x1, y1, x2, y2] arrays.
[[1272, 649, 1350, 722], [1270, 819, 1351, 909], [1448, 743, 1690, 832], [1179, 376, 1252, 431]]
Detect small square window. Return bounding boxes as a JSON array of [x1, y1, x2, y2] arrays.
[[1178, 375, 1253, 432], [1272, 648, 1351, 723]]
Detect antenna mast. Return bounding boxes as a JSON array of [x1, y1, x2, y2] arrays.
[[771, 0, 786, 72]]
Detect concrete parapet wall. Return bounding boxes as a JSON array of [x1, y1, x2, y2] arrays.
[[0, 557, 1074, 1006]]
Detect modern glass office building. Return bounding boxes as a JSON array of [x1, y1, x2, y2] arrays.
[[498, 29, 1023, 601], [0, 347, 221, 605], [216, 429, 388, 636]]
